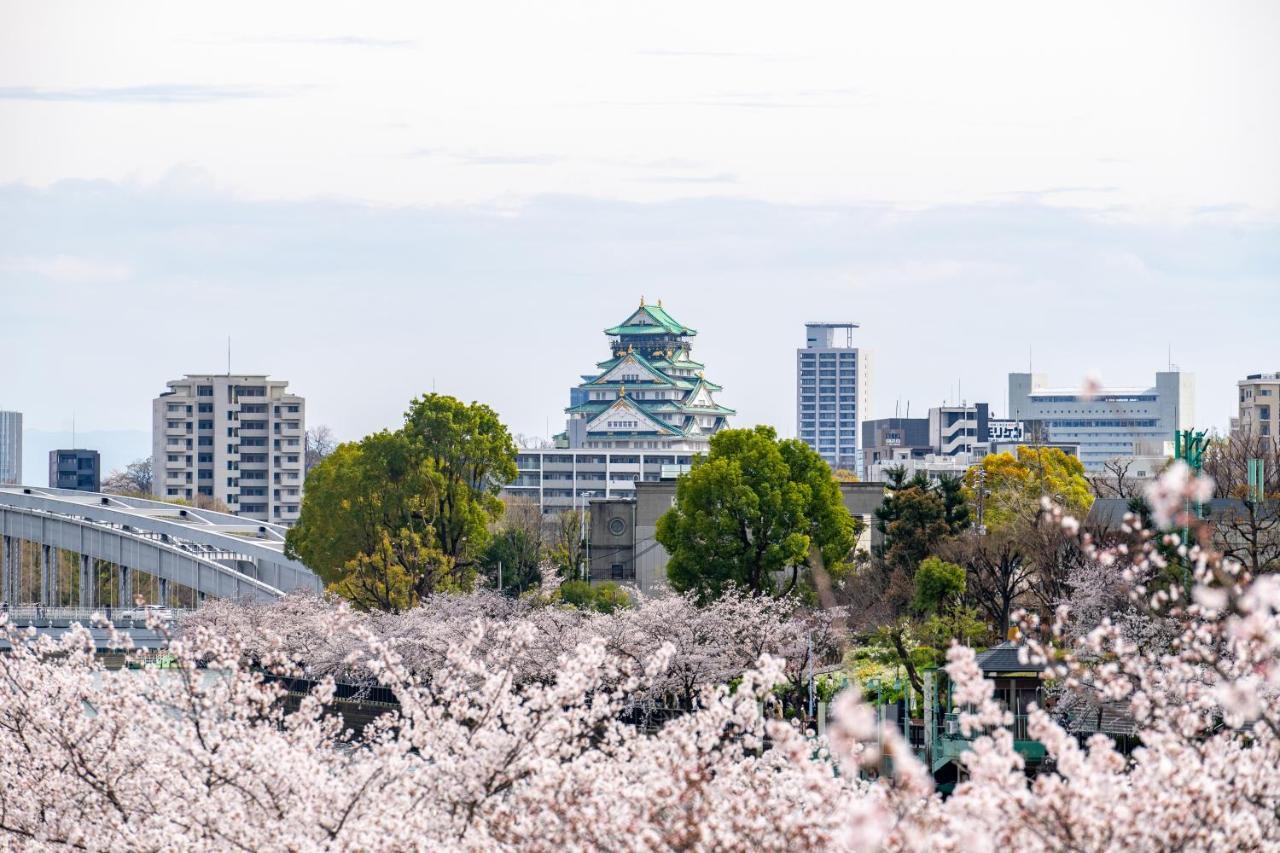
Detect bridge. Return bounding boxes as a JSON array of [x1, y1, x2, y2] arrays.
[[0, 486, 321, 609]]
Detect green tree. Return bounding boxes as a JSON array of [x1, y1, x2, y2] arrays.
[[558, 579, 631, 613], [403, 394, 519, 571], [656, 426, 860, 599], [913, 556, 966, 613], [286, 431, 437, 576], [330, 527, 455, 612], [287, 395, 517, 610], [965, 446, 1093, 533], [874, 472, 951, 575], [480, 527, 543, 596]]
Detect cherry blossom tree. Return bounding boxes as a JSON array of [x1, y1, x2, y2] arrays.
[[0, 462, 1275, 849]]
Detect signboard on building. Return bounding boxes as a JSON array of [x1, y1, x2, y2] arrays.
[[988, 420, 1025, 442]]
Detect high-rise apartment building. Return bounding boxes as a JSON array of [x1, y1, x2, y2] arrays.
[[48, 449, 100, 491], [0, 411, 21, 485], [1008, 371, 1192, 471], [797, 323, 869, 472], [1233, 373, 1280, 440], [152, 375, 305, 525]]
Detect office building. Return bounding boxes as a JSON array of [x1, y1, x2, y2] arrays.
[[0, 411, 20, 485], [1008, 371, 1192, 472], [48, 449, 100, 492], [929, 403, 989, 456], [152, 374, 305, 525], [797, 323, 870, 472], [1234, 373, 1280, 440], [861, 416, 930, 477]]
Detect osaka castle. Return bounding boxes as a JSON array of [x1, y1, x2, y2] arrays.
[[557, 300, 735, 451]]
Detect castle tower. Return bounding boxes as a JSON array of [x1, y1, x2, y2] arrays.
[[559, 299, 734, 450]]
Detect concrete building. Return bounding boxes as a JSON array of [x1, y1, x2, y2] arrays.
[[1234, 373, 1280, 440], [1008, 371, 1193, 472], [0, 411, 19, 486], [866, 452, 977, 487], [861, 416, 930, 476], [589, 480, 886, 593], [797, 323, 870, 473], [929, 403, 989, 456], [506, 448, 694, 515], [48, 449, 100, 492], [152, 374, 305, 525]]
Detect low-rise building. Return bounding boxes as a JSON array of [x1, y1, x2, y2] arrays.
[[861, 416, 930, 478], [505, 448, 693, 515], [48, 449, 101, 491], [589, 480, 886, 593]]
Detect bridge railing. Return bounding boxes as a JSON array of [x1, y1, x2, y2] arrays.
[[0, 605, 193, 629]]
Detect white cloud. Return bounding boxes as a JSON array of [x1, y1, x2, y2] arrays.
[[1, 255, 133, 284]]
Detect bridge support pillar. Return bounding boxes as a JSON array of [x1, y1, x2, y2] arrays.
[[4, 536, 16, 605], [1, 535, 9, 606], [79, 554, 91, 608], [119, 565, 133, 607], [158, 577, 169, 607], [40, 545, 52, 607]]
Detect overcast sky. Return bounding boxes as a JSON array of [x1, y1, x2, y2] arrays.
[[2, 1, 1278, 474]]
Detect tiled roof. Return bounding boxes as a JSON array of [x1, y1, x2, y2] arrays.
[[604, 303, 697, 336], [975, 642, 1044, 673]]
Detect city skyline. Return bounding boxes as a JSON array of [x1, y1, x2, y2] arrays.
[[3, 1, 1278, 474]]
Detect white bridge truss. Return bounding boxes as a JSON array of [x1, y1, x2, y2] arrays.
[[0, 486, 321, 605]]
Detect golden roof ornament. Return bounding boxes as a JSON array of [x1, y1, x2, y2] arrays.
[[619, 385, 627, 397], [639, 295, 645, 306]]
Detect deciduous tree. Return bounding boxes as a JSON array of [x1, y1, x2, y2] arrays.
[[657, 426, 859, 599]]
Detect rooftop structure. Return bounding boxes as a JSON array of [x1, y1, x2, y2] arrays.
[[48, 449, 100, 492]]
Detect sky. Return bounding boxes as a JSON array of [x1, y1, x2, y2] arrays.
[[2, 0, 1278, 476]]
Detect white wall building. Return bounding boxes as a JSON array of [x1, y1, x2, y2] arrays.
[[1234, 372, 1280, 440], [505, 448, 693, 515], [797, 322, 871, 472], [1008, 371, 1193, 472], [152, 375, 305, 525], [0, 411, 21, 485]]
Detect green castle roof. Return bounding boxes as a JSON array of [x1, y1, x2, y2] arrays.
[[604, 303, 697, 336]]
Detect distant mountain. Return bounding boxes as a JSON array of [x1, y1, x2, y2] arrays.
[[22, 430, 151, 487]]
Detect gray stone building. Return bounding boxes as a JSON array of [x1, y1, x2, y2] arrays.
[[48, 449, 100, 492], [589, 480, 886, 593]]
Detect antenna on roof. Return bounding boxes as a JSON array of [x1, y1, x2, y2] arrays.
[[72, 411, 76, 449], [227, 336, 232, 376]]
